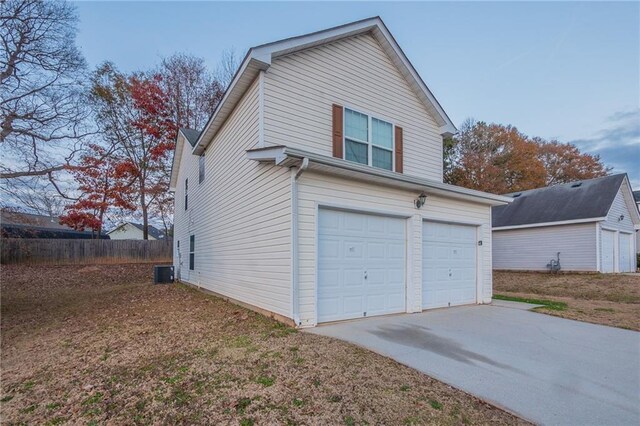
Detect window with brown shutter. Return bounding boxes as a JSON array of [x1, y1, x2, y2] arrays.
[[332, 104, 343, 158], [395, 126, 403, 173]]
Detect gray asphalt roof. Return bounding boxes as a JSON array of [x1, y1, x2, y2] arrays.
[[633, 190, 640, 203], [492, 174, 626, 228], [180, 128, 200, 147]]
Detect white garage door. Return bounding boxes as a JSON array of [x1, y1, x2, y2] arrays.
[[601, 229, 615, 273], [619, 232, 633, 273], [318, 209, 406, 323], [423, 221, 477, 309]]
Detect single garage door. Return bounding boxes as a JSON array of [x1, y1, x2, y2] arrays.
[[318, 209, 406, 323], [619, 232, 633, 272], [423, 221, 477, 309], [601, 229, 615, 273]]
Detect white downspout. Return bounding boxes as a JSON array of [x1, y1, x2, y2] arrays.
[[291, 157, 309, 326]]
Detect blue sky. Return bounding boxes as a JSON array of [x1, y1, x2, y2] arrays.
[[75, 1, 640, 186]]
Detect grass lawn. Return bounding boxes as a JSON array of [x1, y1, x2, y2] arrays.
[[494, 271, 640, 331], [1, 264, 526, 425]]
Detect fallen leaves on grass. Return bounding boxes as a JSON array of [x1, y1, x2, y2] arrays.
[[1, 264, 528, 425]]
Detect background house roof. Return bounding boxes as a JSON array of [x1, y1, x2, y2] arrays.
[[492, 174, 628, 228], [633, 190, 640, 203], [1, 210, 72, 230], [180, 128, 200, 147], [0, 210, 106, 239]]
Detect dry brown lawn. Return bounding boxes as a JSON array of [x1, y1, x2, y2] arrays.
[[1, 264, 526, 425], [494, 271, 640, 331]]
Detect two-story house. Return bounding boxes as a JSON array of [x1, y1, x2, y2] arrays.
[[170, 17, 511, 327]]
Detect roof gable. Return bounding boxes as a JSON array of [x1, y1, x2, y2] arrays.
[[191, 16, 456, 155], [492, 174, 638, 228]]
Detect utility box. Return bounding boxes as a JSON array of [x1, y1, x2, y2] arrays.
[[154, 265, 174, 284]]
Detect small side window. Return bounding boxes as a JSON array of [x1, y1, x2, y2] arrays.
[[189, 235, 195, 270], [184, 178, 188, 210], [199, 154, 205, 184]]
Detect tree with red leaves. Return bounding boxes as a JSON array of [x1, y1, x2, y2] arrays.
[[90, 63, 177, 239], [59, 144, 135, 237]]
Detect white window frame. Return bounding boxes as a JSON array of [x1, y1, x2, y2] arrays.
[[189, 234, 195, 271], [343, 107, 395, 172]]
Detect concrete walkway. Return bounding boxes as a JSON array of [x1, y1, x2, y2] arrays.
[[308, 303, 640, 425]]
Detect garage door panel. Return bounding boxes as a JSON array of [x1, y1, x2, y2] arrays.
[[423, 221, 477, 310], [601, 230, 615, 273], [619, 232, 632, 273], [343, 269, 363, 287], [318, 209, 406, 323]]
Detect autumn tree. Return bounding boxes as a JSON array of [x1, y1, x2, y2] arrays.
[[59, 144, 135, 237], [535, 138, 609, 186], [446, 120, 546, 194], [90, 63, 176, 239], [1, 0, 92, 180], [445, 120, 610, 193]]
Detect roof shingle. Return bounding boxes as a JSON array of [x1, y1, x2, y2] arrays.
[[492, 174, 627, 228]]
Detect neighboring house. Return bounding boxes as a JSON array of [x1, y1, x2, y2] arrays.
[[492, 174, 640, 273], [107, 222, 166, 240], [0, 209, 107, 239], [634, 190, 640, 254], [170, 17, 511, 327]]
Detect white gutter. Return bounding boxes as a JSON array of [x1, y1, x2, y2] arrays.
[[493, 216, 607, 231], [247, 146, 511, 206], [291, 157, 309, 326]]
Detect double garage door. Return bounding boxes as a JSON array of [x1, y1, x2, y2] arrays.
[[602, 230, 634, 273], [317, 209, 477, 323]]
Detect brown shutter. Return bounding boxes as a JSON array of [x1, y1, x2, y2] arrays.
[[395, 126, 403, 173], [332, 104, 343, 159]]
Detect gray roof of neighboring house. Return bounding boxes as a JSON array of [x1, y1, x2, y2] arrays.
[[1, 210, 73, 230], [180, 128, 200, 147], [633, 190, 640, 203], [492, 174, 627, 228], [109, 222, 166, 239]]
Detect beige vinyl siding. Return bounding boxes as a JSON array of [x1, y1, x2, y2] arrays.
[[599, 186, 637, 270], [493, 224, 597, 271], [296, 171, 492, 327], [602, 187, 635, 232], [264, 34, 444, 182], [173, 77, 292, 317]]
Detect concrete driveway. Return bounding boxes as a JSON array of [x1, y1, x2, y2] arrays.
[[308, 301, 640, 425]]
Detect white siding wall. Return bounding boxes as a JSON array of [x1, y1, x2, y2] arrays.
[[296, 171, 492, 327], [493, 224, 597, 271], [264, 34, 444, 182], [599, 186, 637, 271], [173, 78, 292, 317], [108, 225, 148, 240]]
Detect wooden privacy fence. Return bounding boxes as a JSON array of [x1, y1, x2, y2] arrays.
[[1, 238, 172, 265]]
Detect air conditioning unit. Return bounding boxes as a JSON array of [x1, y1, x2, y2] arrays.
[[153, 265, 174, 284]]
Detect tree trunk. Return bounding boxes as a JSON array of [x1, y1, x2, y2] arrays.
[[141, 188, 149, 240]]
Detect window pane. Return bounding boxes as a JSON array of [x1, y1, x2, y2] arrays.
[[190, 235, 195, 251], [199, 155, 205, 183], [189, 253, 194, 270], [372, 118, 392, 149], [345, 139, 368, 165], [345, 109, 368, 142], [372, 146, 392, 170]]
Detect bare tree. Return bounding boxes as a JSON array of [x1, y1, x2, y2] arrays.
[[0, 175, 70, 216], [0, 0, 92, 180], [215, 48, 239, 90], [159, 53, 224, 131]]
